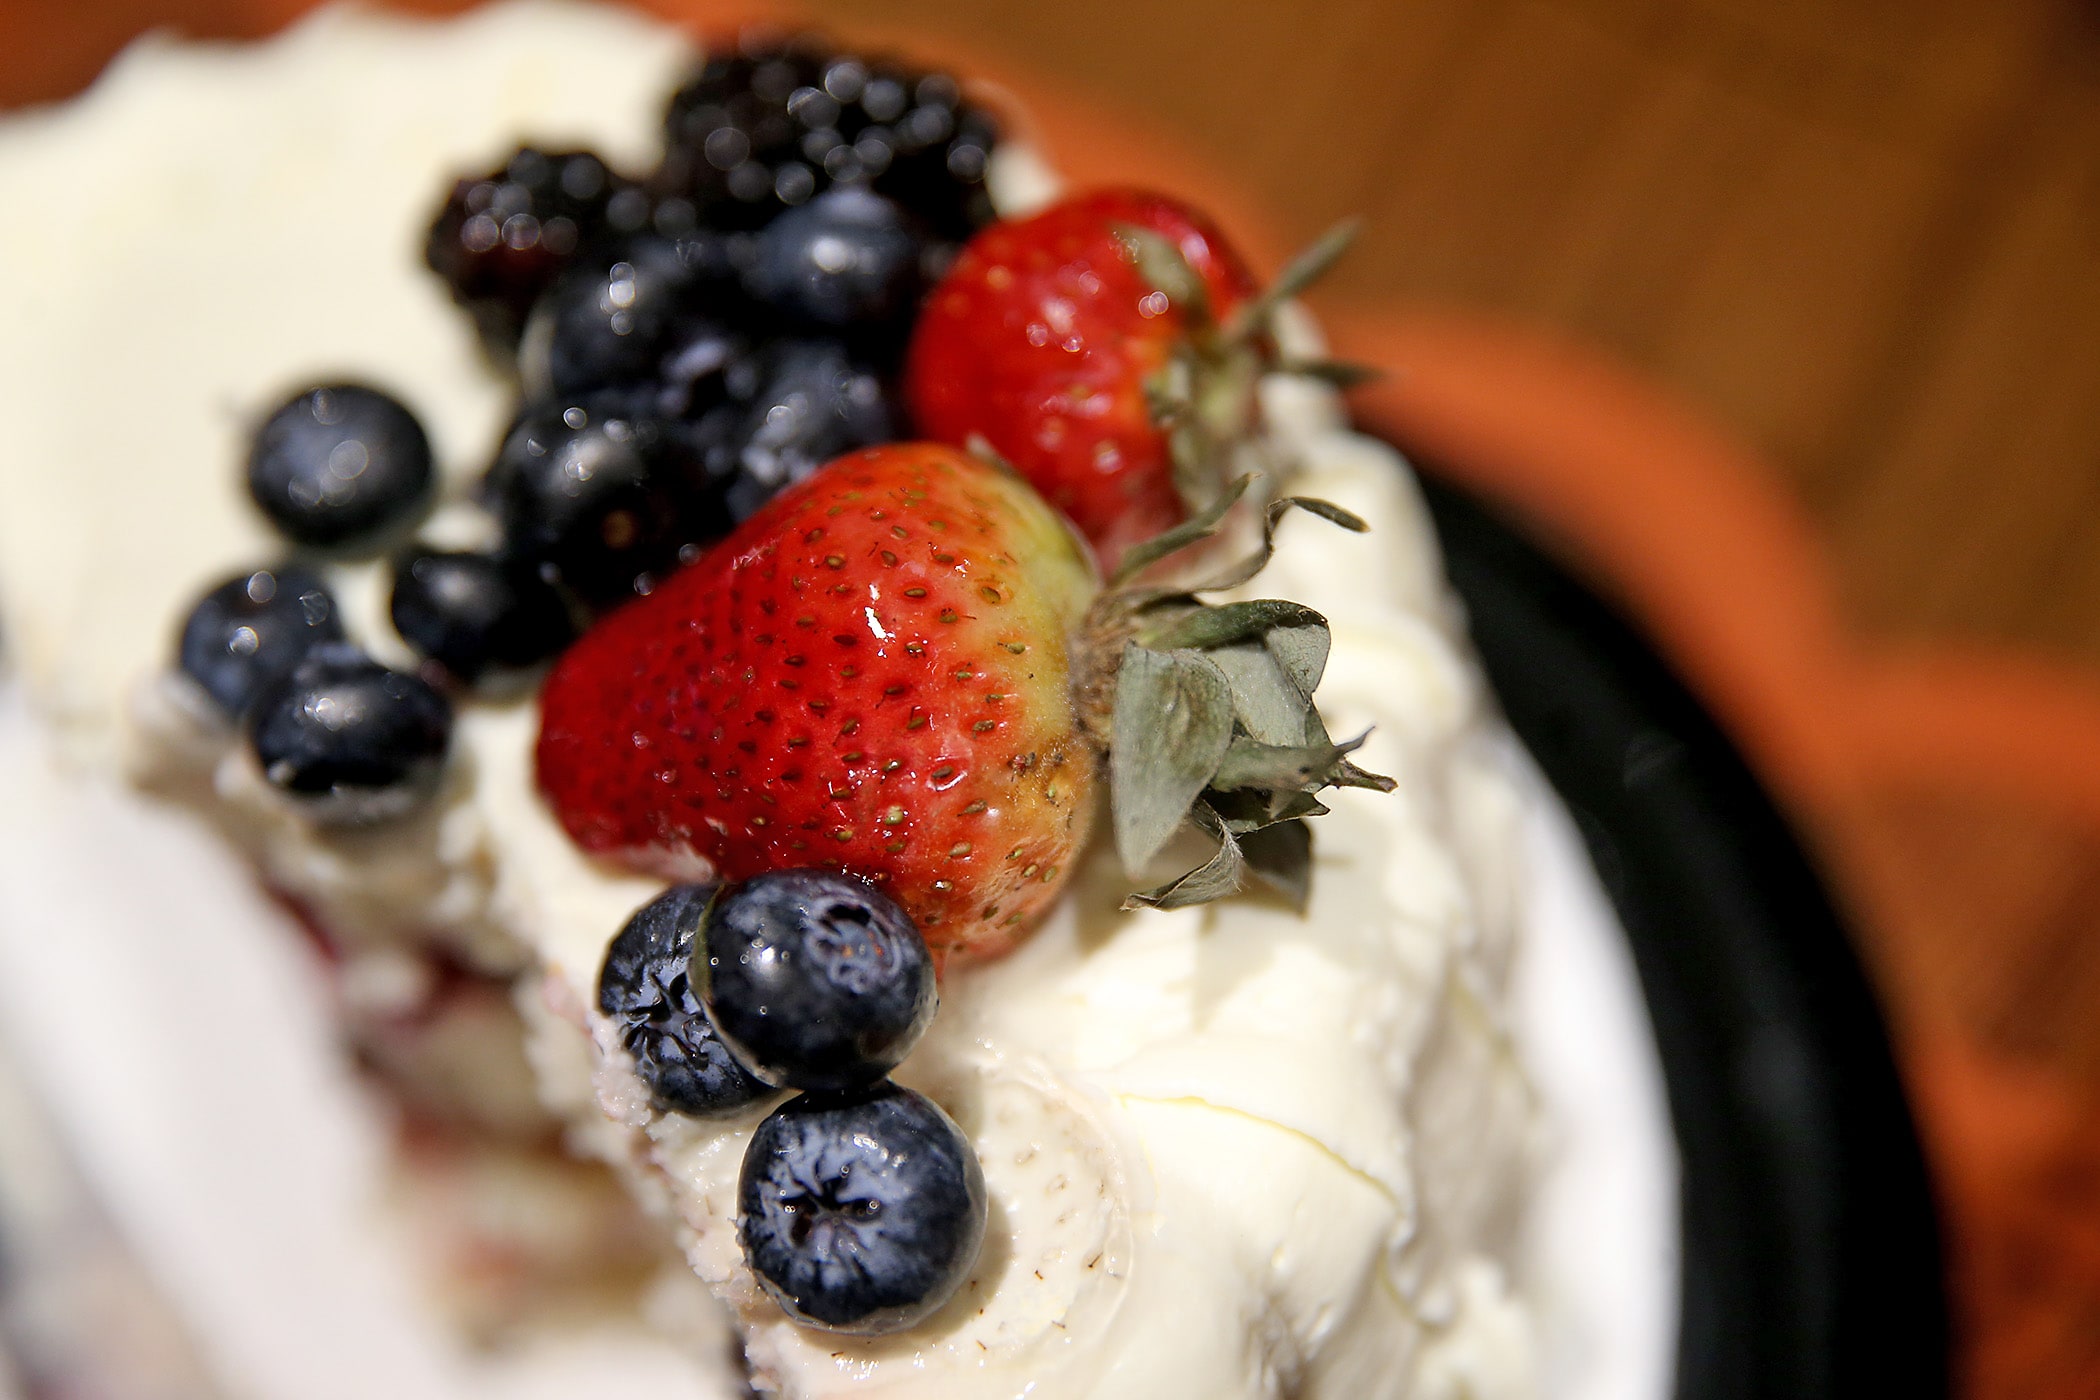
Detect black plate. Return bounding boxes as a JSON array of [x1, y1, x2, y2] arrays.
[[1413, 468, 1947, 1397]]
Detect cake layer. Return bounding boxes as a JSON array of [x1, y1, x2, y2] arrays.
[[0, 5, 1538, 1396]]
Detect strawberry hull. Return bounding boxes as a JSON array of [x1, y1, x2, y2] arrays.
[[537, 444, 1099, 963]]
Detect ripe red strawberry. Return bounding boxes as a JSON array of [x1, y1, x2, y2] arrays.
[[537, 442, 1099, 963], [538, 443, 1389, 965], [905, 190, 1259, 572]]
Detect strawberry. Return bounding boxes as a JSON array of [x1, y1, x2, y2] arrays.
[[537, 443, 1390, 964], [904, 189, 1356, 572], [537, 442, 1098, 961]]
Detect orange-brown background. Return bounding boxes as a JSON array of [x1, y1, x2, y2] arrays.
[[8, 0, 2100, 1392]]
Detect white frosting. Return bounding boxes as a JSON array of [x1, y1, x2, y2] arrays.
[[0, 5, 1544, 1396]]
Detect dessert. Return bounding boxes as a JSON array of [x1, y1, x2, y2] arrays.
[[0, 3, 1588, 1395]]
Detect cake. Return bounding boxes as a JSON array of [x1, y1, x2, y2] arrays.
[[0, 4, 1661, 1395]]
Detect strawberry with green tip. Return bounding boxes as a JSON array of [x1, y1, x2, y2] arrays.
[[536, 443, 1389, 964], [904, 188, 1358, 574]]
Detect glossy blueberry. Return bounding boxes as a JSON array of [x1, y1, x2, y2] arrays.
[[517, 236, 746, 400], [247, 642, 452, 825], [726, 340, 893, 521], [177, 565, 343, 719], [739, 1082, 986, 1334], [388, 547, 577, 685], [742, 188, 923, 330], [599, 884, 772, 1118], [699, 869, 934, 1092], [487, 395, 731, 607], [247, 385, 434, 550]]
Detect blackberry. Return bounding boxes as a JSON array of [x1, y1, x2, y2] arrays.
[[658, 33, 1000, 240], [426, 148, 649, 352]]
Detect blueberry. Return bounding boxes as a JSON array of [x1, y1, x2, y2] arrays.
[[598, 884, 773, 1117], [247, 642, 452, 825], [177, 565, 343, 718], [388, 547, 576, 685], [247, 385, 434, 550], [699, 869, 934, 1091], [487, 396, 731, 607], [742, 188, 924, 330], [739, 1083, 986, 1334], [517, 236, 746, 400], [727, 340, 893, 521]]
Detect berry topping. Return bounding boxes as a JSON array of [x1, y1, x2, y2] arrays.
[[726, 339, 895, 521], [738, 1082, 986, 1334], [247, 385, 435, 552], [537, 443, 1097, 963], [517, 235, 747, 401], [658, 33, 999, 239], [388, 547, 577, 686], [426, 147, 643, 351], [248, 641, 453, 825], [742, 188, 925, 332], [177, 565, 344, 719], [909, 191, 1359, 574], [487, 395, 729, 607], [699, 870, 934, 1091], [599, 883, 772, 1117]]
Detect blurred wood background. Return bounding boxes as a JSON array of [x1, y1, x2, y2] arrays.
[[8, 0, 2100, 1391]]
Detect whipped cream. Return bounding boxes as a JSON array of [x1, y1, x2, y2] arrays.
[[0, 5, 1538, 1395]]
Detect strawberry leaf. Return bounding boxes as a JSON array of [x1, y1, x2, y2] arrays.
[[1207, 787, 1330, 834], [1187, 494, 1368, 595], [1110, 644, 1235, 873], [1108, 474, 1254, 587], [1111, 223, 1212, 325], [1275, 357, 1383, 388], [1264, 621, 1330, 696], [1142, 598, 1326, 652], [1221, 218, 1360, 346], [1205, 643, 1328, 746], [1122, 800, 1243, 910], [1240, 819, 1313, 910], [1211, 736, 1365, 792]]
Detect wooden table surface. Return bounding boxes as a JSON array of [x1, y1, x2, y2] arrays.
[[8, 0, 2100, 1392]]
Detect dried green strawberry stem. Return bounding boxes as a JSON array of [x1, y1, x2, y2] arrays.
[[1070, 476, 1396, 912], [1114, 219, 1374, 522]]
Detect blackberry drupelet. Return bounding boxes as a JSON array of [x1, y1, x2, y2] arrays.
[[426, 147, 648, 352], [658, 32, 1001, 240]]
